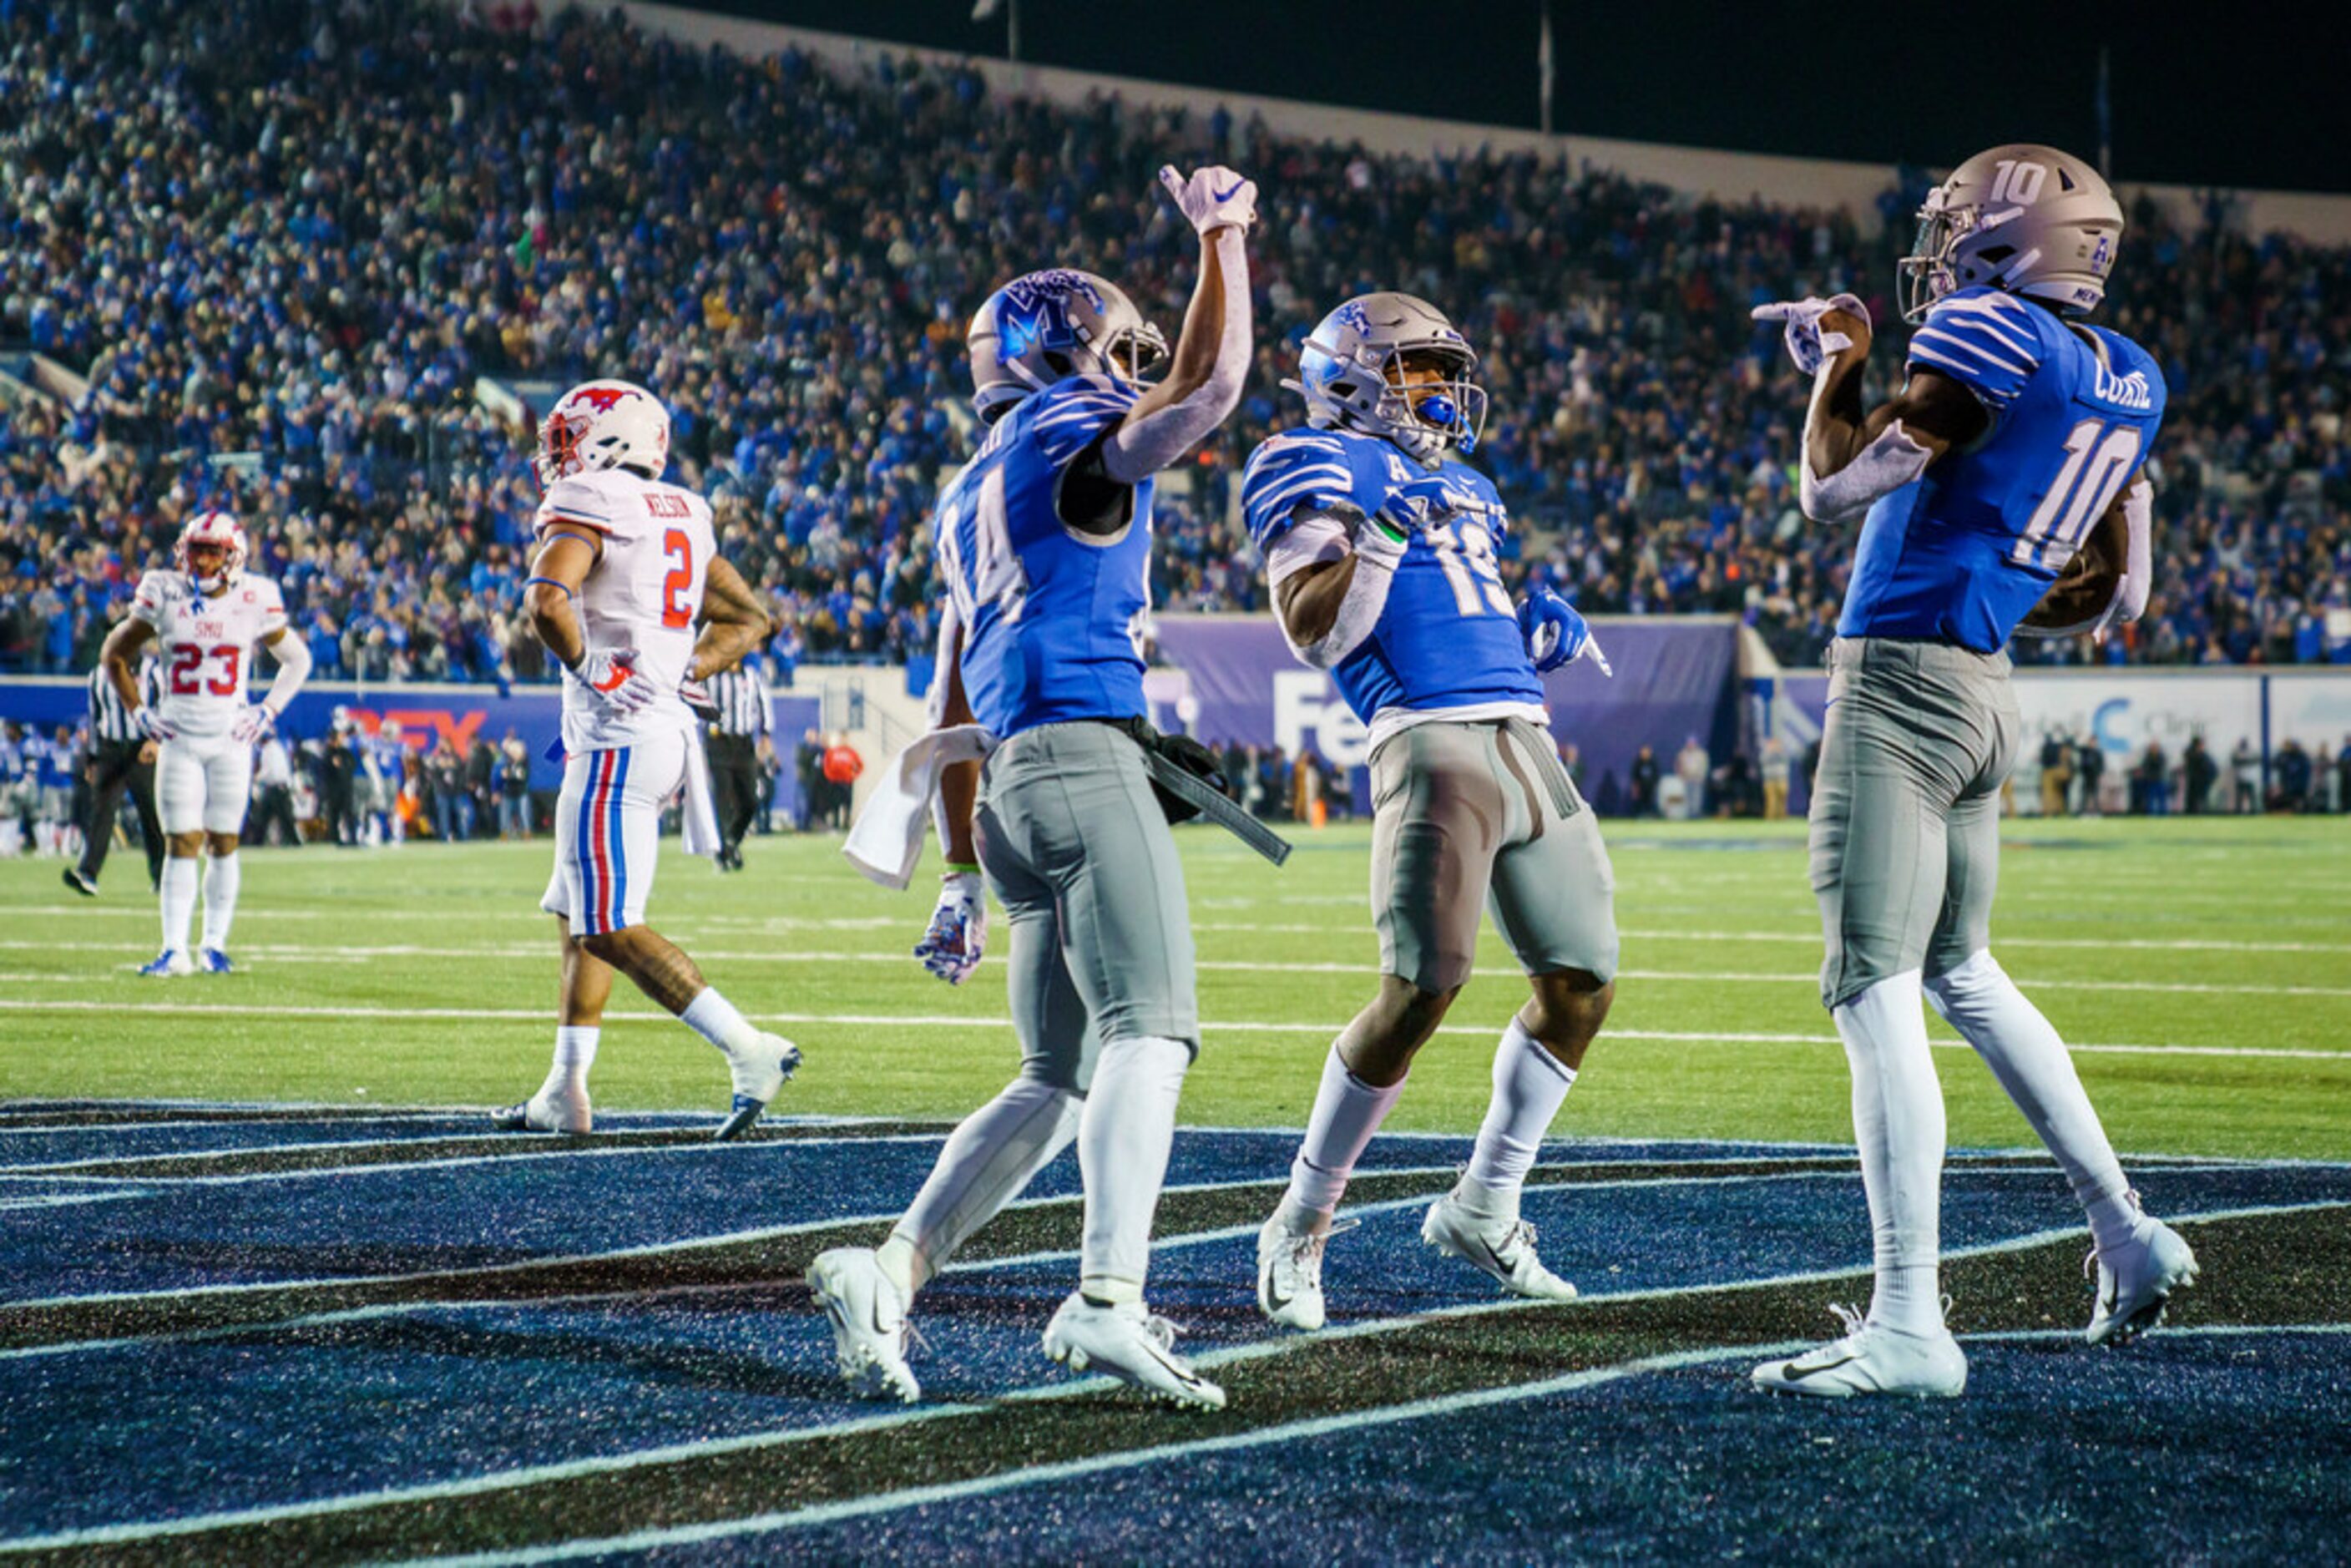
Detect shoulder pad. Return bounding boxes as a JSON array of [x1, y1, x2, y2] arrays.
[[1242, 429, 1366, 549], [1908, 288, 2045, 409], [1024, 374, 1142, 470], [536, 475, 618, 537]]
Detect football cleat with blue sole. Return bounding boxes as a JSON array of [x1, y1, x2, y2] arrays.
[[197, 948, 234, 975], [714, 1032, 801, 1141]]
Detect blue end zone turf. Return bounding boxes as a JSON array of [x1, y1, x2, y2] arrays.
[[0, 1110, 2343, 1550]]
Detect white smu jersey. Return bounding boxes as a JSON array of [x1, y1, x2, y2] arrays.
[[129, 570, 287, 738], [536, 468, 715, 752]]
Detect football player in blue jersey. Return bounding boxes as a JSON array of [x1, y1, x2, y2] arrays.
[[1242, 293, 1620, 1331], [807, 164, 1256, 1410], [1747, 144, 2196, 1399]]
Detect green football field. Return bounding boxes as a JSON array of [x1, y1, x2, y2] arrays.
[[3, 816, 2344, 1160]]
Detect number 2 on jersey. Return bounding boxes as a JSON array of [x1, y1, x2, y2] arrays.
[[2013, 417, 2142, 567], [660, 529, 694, 628]]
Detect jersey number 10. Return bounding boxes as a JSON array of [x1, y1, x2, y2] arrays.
[[2012, 417, 2141, 568]]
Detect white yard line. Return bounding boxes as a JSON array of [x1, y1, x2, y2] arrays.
[[3, 1196, 2342, 1557], [1, 997, 2343, 1062], [8, 941, 2348, 999]]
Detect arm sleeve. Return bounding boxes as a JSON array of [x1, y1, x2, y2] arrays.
[[1241, 430, 1362, 551], [1270, 511, 1399, 672], [1097, 228, 1251, 486], [1904, 291, 2044, 412], [260, 627, 313, 713]]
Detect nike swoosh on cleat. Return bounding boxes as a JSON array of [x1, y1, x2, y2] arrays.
[[1779, 1353, 1856, 1381]]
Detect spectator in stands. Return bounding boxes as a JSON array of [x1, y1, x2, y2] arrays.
[[819, 733, 862, 831], [2039, 730, 2075, 817], [2075, 736, 2107, 817], [2182, 736, 2218, 814], [2274, 738, 2313, 811], [494, 735, 534, 839], [2231, 737, 2262, 813], [1759, 735, 1791, 821], [1630, 746, 1661, 818], [1674, 736, 1711, 821], [4, 0, 2346, 687]]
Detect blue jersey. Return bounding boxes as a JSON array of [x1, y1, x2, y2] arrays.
[[935, 375, 1155, 739], [1243, 427, 1543, 724], [1841, 286, 2166, 653]]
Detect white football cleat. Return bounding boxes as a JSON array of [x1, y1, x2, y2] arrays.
[[807, 1247, 920, 1404], [1042, 1293, 1226, 1410], [489, 1089, 591, 1135], [1421, 1189, 1579, 1302], [1752, 1306, 1968, 1399], [2086, 1211, 2200, 1346], [715, 1032, 801, 1141], [1256, 1210, 1356, 1331], [139, 949, 194, 979]]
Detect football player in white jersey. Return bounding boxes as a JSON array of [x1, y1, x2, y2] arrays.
[[492, 378, 799, 1141], [99, 511, 313, 976]]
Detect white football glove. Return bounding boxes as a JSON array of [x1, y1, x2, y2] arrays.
[[230, 704, 277, 746], [135, 706, 177, 743], [1751, 293, 1870, 377], [913, 871, 987, 985], [1158, 164, 1257, 236], [570, 645, 659, 715]]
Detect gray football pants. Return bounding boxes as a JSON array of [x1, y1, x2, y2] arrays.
[[1809, 636, 2022, 1010], [974, 721, 1200, 1093], [1368, 716, 1620, 994]]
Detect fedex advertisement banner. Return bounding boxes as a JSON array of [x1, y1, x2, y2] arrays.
[[1148, 614, 1740, 816]]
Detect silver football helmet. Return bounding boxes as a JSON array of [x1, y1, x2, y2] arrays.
[[1283, 292, 1485, 468], [966, 269, 1168, 424], [1900, 144, 2124, 322]]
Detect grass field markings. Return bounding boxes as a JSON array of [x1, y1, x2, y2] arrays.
[[16, 940, 2350, 1001], [1610, 927, 2351, 955], [402, 1338, 1831, 1567], [6, 1195, 2342, 1558], [4, 999, 2344, 1065]]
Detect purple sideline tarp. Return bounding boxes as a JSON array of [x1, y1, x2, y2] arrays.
[[1148, 615, 1741, 816]]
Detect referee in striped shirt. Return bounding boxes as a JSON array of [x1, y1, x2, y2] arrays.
[[64, 659, 165, 896], [703, 660, 771, 873]]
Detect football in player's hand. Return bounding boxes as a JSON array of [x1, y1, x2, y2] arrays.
[[2020, 491, 2127, 632]]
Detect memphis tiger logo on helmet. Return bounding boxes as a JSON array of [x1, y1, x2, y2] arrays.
[[964, 269, 1168, 424], [1899, 143, 2126, 322], [1282, 291, 1487, 469], [535, 379, 671, 488], [174, 510, 249, 599]]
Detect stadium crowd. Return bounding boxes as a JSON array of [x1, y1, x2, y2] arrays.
[[3, 0, 2348, 680]]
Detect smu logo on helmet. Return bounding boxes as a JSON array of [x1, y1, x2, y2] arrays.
[[569, 386, 640, 413]]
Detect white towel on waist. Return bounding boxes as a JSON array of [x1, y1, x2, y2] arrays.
[[843, 723, 995, 890], [680, 726, 723, 860]]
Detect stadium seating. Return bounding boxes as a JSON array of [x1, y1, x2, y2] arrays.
[[3, 0, 2346, 676]]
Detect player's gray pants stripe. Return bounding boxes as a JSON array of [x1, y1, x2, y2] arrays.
[[1809, 636, 2021, 1010], [975, 721, 1200, 1091]]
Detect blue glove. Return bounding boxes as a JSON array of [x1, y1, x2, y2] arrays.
[[1517, 589, 1611, 677]]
